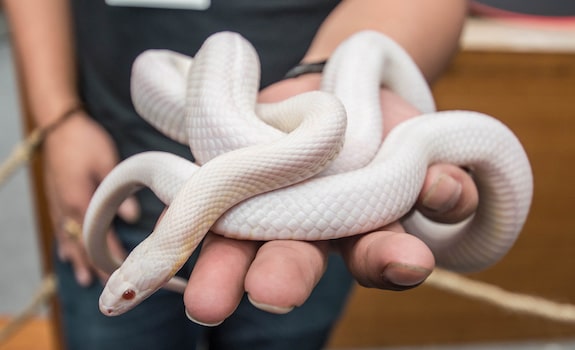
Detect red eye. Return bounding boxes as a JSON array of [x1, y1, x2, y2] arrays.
[[122, 289, 136, 300]]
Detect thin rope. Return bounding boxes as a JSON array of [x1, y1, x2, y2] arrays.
[[0, 128, 43, 185], [426, 268, 575, 324], [0, 105, 82, 187]]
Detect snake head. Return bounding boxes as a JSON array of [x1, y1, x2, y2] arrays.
[[98, 239, 177, 316], [99, 267, 150, 316], [99, 258, 167, 316]]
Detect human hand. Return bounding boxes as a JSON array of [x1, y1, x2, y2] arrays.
[[182, 74, 478, 325], [42, 109, 139, 286]]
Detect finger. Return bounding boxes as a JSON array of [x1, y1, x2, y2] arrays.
[[94, 230, 128, 284], [56, 218, 93, 287], [55, 210, 94, 287], [416, 164, 479, 224], [117, 196, 140, 223], [336, 222, 434, 290], [245, 240, 329, 314], [379, 89, 421, 137], [63, 245, 93, 287], [52, 180, 97, 288], [106, 229, 128, 261], [184, 233, 258, 326]]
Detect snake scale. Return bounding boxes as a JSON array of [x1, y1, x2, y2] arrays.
[[83, 31, 533, 316]]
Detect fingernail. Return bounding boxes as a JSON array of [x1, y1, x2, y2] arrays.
[[381, 263, 431, 291], [422, 174, 462, 213], [247, 294, 294, 314], [184, 308, 224, 327]]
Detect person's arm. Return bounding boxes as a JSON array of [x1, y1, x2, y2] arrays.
[[260, 0, 467, 103], [3, 0, 80, 126], [4, 0, 136, 286], [304, 0, 468, 83]]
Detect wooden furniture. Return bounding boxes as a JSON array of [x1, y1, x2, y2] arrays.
[[328, 19, 575, 348], [0, 318, 55, 350]]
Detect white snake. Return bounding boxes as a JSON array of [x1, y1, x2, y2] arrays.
[[83, 31, 533, 316]]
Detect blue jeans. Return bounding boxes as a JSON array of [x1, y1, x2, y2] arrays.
[[55, 223, 353, 350]]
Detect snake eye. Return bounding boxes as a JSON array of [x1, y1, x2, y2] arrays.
[[122, 289, 136, 300]]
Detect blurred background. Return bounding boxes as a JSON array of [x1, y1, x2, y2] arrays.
[[1, 2, 575, 349], [0, 10, 42, 315]]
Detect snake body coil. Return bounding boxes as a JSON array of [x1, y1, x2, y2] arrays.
[[83, 31, 533, 316]]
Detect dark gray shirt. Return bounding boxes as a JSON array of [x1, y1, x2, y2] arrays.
[[71, 0, 340, 229]]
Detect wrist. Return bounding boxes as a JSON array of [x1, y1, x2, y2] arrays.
[[38, 104, 85, 141], [259, 73, 322, 103], [31, 97, 83, 128]]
